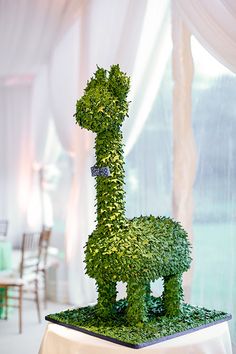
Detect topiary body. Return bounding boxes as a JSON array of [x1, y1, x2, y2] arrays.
[[75, 65, 191, 324]]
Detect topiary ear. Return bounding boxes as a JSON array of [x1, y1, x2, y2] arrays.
[[108, 64, 130, 102], [85, 66, 108, 92], [94, 66, 107, 82]]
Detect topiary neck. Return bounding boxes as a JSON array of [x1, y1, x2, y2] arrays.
[[95, 129, 126, 231]]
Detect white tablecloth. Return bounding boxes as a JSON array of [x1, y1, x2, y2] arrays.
[[39, 321, 232, 354]]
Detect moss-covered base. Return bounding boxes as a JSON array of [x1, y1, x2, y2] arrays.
[[46, 297, 231, 349]]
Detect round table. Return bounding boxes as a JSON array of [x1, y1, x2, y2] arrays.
[[39, 321, 232, 354]]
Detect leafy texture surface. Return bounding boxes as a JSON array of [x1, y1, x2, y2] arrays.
[[74, 65, 192, 323], [46, 298, 230, 346]]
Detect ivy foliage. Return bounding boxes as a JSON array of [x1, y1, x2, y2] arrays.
[[162, 274, 184, 317], [75, 65, 130, 133], [74, 65, 191, 324], [46, 300, 230, 346], [86, 216, 191, 283]]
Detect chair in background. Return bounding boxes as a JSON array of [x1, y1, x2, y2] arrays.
[[0, 220, 8, 239], [0, 232, 41, 333], [38, 227, 52, 309]]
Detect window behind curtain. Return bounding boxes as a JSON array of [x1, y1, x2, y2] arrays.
[[125, 58, 173, 219], [190, 37, 236, 349]]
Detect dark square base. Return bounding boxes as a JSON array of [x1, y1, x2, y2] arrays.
[[45, 299, 231, 349]]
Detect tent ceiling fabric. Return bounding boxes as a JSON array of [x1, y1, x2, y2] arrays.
[[0, 0, 84, 78], [174, 0, 236, 73]]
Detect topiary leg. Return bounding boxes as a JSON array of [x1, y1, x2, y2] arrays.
[[162, 274, 183, 317], [96, 279, 117, 318], [127, 279, 148, 324]]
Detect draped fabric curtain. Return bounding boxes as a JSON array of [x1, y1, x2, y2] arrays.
[[190, 42, 236, 352], [0, 0, 84, 77], [172, 0, 236, 349], [0, 82, 32, 244], [123, 0, 171, 156], [173, 0, 236, 73], [0, 0, 85, 243], [26, 67, 52, 231], [0, 73, 51, 243], [171, 2, 197, 301]]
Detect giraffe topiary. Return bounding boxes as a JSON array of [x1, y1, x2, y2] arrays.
[[75, 65, 191, 324]]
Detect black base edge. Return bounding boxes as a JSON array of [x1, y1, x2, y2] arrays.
[[45, 314, 232, 349]]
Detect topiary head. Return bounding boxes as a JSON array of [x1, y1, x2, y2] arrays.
[[75, 65, 130, 133]]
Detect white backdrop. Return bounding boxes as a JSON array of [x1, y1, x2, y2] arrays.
[[0, 82, 32, 242], [0, 0, 85, 241], [174, 0, 236, 73], [0, 5, 236, 349]]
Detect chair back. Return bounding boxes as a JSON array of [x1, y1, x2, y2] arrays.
[[19, 232, 41, 278], [0, 220, 8, 238], [39, 228, 52, 269]]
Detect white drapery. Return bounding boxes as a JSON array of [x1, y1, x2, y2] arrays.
[[0, 82, 32, 243], [0, 0, 84, 76], [26, 67, 52, 231], [0, 0, 85, 243], [173, 0, 236, 73], [189, 41, 236, 352], [171, 2, 197, 301], [171, 0, 236, 348], [171, 0, 236, 238], [123, 0, 171, 156], [0, 72, 53, 242]]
